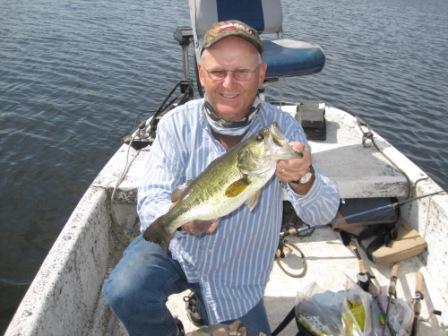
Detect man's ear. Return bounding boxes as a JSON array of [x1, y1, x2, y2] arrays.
[[258, 62, 268, 86], [197, 64, 206, 87]]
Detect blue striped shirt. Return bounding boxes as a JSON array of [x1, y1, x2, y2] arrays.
[[137, 98, 340, 324]]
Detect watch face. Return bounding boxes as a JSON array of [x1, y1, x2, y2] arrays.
[[299, 171, 313, 184]]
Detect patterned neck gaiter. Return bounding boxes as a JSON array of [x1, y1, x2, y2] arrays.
[[202, 95, 261, 136]]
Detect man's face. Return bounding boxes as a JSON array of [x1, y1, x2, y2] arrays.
[[198, 36, 267, 122]]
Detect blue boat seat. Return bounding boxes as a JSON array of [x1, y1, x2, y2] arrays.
[[188, 0, 325, 79], [263, 39, 325, 77]]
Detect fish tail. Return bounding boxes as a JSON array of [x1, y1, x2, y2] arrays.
[[143, 216, 174, 252]]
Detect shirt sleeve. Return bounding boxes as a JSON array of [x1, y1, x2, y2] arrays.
[[137, 114, 188, 231], [280, 113, 341, 226]]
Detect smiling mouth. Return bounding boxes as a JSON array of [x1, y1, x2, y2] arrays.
[[220, 93, 239, 99]]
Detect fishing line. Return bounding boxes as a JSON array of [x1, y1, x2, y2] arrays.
[[277, 189, 447, 278], [339, 189, 447, 224], [280, 189, 446, 240], [110, 131, 141, 202], [111, 80, 194, 201], [275, 240, 307, 278]]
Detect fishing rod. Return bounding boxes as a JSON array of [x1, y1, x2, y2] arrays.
[[382, 263, 400, 336], [338, 190, 445, 224], [280, 189, 446, 239], [348, 239, 396, 336], [348, 239, 371, 292], [122, 79, 194, 150], [409, 273, 444, 335], [410, 272, 424, 336]]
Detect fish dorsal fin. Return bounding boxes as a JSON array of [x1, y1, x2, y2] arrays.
[[225, 176, 250, 198], [246, 190, 261, 211], [171, 180, 192, 203]]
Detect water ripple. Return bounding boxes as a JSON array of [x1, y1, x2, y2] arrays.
[[1, 0, 448, 332]]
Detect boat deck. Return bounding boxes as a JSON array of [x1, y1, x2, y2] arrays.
[[94, 103, 446, 334], [167, 227, 447, 335], [5, 104, 447, 336]]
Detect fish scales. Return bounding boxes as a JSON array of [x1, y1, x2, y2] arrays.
[[143, 123, 301, 251]]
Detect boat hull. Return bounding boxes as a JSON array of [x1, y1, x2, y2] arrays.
[[5, 107, 448, 335]]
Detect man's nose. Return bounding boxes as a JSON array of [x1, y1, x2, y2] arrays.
[[221, 72, 237, 87]]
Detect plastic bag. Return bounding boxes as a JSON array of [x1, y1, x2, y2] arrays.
[[370, 287, 413, 336], [295, 278, 375, 336], [295, 282, 345, 335], [187, 320, 247, 336], [341, 277, 372, 336]]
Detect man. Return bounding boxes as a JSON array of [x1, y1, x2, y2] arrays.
[[103, 20, 340, 336]]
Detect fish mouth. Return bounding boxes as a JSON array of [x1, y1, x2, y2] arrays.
[[269, 123, 289, 146], [269, 146, 301, 160], [242, 123, 302, 175], [267, 123, 302, 160]]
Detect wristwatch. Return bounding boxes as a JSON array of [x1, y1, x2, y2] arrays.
[[294, 166, 314, 185]]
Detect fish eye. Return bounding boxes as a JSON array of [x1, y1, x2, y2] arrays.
[[256, 134, 264, 142]]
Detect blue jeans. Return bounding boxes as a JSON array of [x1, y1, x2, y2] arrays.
[[102, 235, 271, 336]]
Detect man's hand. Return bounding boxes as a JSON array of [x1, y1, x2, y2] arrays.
[[180, 219, 219, 235], [275, 142, 315, 194]]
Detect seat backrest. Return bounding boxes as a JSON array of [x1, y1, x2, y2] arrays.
[[189, 0, 283, 53], [188, 0, 326, 80]]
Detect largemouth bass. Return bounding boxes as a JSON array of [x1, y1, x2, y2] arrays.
[[143, 122, 302, 250]]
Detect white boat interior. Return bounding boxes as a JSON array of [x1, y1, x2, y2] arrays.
[[5, 103, 448, 335], [5, 0, 448, 335]]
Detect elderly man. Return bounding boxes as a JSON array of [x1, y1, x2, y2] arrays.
[[103, 20, 340, 336]]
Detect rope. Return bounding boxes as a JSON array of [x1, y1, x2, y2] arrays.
[[356, 117, 413, 199]]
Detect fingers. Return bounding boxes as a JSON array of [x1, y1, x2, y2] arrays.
[[181, 219, 219, 235], [276, 142, 312, 183], [289, 141, 306, 154], [205, 219, 219, 234]]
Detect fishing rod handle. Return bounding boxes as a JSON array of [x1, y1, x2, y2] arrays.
[[389, 263, 400, 296], [415, 272, 424, 299], [391, 262, 400, 278], [358, 259, 368, 273], [411, 273, 424, 336], [369, 282, 380, 297]]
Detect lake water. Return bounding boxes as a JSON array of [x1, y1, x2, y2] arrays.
[[0, 0, 447, 332]]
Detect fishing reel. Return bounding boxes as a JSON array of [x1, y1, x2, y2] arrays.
[[122, 78, 195, 150], [121, 119, 154, 150]]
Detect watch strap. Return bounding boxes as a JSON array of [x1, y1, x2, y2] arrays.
[[292, 166, 314, 185]]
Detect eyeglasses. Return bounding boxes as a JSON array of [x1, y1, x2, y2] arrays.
[[203, 65, 259, 82]]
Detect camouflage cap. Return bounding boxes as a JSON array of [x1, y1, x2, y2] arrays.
[[202, 20, 263, 54]]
